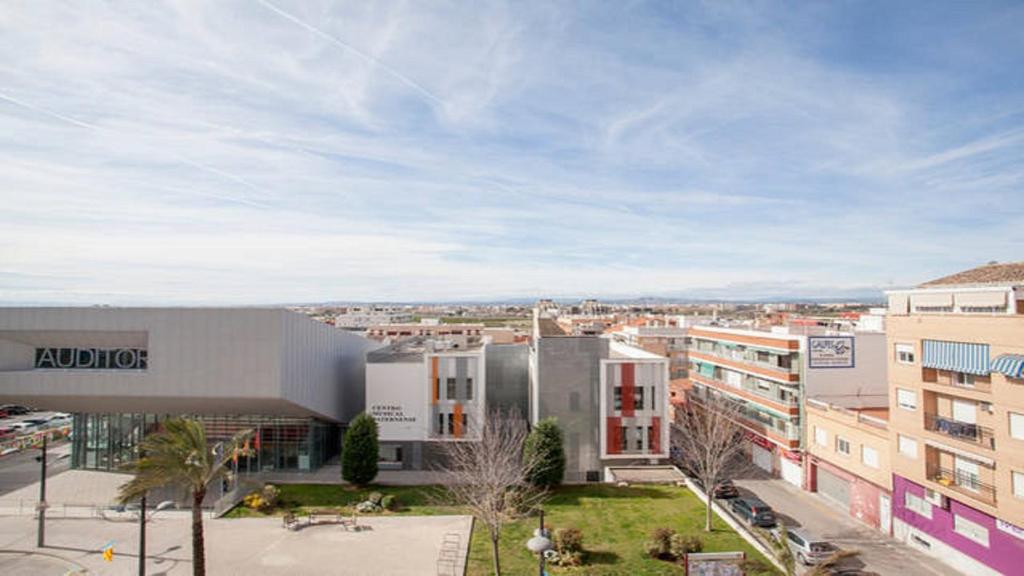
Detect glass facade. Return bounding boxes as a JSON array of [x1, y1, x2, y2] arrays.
[[71, 413, 339, 473]]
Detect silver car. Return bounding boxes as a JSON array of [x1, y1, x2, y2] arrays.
[[779, 528, 837, 565]]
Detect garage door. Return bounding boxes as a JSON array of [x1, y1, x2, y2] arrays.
[[780, 458, 803, 488], [752, 444, 773, 473], [816, 466, 850, 508]]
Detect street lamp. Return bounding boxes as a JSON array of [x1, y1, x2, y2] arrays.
[[525, 508, 553, 576]]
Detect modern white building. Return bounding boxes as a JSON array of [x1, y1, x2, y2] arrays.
[[334, 306, 414, 329], [365, 337, 529, 470]]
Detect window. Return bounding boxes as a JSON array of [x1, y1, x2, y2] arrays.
[[862, 445, 880, 468], [1010, 412, 1024, 440], [437, 413, 444, 435], [953, 514, 990, 547], [446, 377, 456, 399], [613, 387, 622, 411], [896, 343, 916, 364], [462, 413, 468, 433], [635, 387, 646, 411], [955, 372, 975, 388], [465, 378, 473, 400], [446, 413, 455, 435], [635, 426, 644, 450], [836, 436, 851, 456], [905, 492, 933, 519], [896, 388, 917, 411], [1013, 471, 1024, 500], [898, 435, 918, 459], [954, 456, 981, 492], [650, 386, 656, 411], [619, 426, 628, 451], [814, 426, 827, 447]]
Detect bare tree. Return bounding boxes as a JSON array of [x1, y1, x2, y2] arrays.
[[436, 409, 545, 576], [673, 391, 749, 531]]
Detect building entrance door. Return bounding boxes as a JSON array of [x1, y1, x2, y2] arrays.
[[879, 493, 892, 535]]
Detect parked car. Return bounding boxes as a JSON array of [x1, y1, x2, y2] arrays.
[[773, 527, 838, 565], [0, 410, 9, 419], [0, 426, 15, 439], [0, 405, 31, 416], [8, 422, 38, 434], [713, 480, 740, 499], [21, 418, 51, 428], [47, 415, 73, 428], [729, 497, 777, 527]]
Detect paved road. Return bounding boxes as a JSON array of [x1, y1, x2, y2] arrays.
[[0, 442, 71, 497], [732, 474, 957, 576]]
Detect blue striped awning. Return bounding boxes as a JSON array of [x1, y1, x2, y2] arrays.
[[922, 340, 990, 376], [991, 355, 1024, 379]]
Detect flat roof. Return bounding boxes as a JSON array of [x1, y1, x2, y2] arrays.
[[367, 336, 483, 363], [609, 341, 665, 359]]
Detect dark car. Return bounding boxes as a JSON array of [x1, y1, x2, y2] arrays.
[[713, 480, 740, 499], [0, 405, 31, 416], [729, 497, 777, 527]]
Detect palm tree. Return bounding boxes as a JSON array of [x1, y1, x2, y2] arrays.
[[118, 418, 252, 576]]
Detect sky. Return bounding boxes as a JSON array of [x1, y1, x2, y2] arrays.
[[1, 1, 1023, 305]]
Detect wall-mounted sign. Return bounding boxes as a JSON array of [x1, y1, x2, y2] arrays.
[[35, 347, 148, 370], [808, 336, 855, 369], [997, 519, 1024, 541], [369, 404, 417, 424]]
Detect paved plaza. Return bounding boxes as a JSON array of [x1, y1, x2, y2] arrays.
[[0, 513, 472, 575]]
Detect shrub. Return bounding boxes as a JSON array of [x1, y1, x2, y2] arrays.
[[502, 489, 533, 518], [523, 418, 566, 488], [259, 484, 280, 510], [342, 413, 379, 486], [671, 533, 703, 557], [554, 527, 584, 554], [381, 494, 398, 510], [645, 527, 676, 559], [367, 491, 384, 505]]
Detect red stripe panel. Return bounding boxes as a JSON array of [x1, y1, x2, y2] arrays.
[[650, 416, 661, 454], [607, 416, 621, 454], [621, 363, 635, 417]]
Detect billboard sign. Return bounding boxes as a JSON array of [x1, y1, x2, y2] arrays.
[[808, 336, 855, 369]]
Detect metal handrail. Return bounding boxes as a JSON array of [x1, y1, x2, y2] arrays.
[[924, 413, 995, 449], [690, 372, 799, 407], [928, 466, 996, 504]]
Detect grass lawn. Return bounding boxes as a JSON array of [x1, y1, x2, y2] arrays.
[[226, 483, 778, 575]]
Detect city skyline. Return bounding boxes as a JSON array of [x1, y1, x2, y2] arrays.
[[2, 2, 1023, 305]]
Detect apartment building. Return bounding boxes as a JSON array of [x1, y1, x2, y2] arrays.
[[334, 306, 413, 329], [687, 325, 886, 488], [805, 398, 892, 533], [885, 262, 1024, 576]]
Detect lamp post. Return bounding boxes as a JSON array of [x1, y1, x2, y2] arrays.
[[36, 434, 47, 548], [526, 508, 553, 576]]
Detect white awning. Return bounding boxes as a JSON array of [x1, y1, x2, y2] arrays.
[[888, 294, 909, 315], [913, 292, 953, 307], [956, 290, 1007, 308]]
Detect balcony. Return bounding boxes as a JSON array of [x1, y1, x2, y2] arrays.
[[691, 347, 799, 377], [927, 465, 997, 506], [924, 413, 995, 449], [690, 371, 799, 408], [922, 368, 992, 393]]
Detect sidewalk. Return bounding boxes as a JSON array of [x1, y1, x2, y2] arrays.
[[732, 473, 957, 576]]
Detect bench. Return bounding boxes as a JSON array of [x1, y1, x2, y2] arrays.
[[282, 512, 300, 530]]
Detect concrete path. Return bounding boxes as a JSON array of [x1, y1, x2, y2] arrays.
[[732, 474, 957, 576], [0, 513, 472, 575]]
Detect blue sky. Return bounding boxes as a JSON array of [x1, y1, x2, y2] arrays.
[[1, 1, 1022, 304]]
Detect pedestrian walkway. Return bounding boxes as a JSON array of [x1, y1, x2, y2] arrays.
[[732, 473, 958, 576]]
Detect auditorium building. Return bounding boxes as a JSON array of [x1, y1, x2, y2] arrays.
[[0, 307, 379, 473]]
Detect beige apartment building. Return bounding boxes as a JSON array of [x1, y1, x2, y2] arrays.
[[885, 262, 1024, 576], [805, 398, 892, 532]]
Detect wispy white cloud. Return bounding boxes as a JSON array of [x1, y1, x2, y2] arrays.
[[0, 1, 1022, 304]]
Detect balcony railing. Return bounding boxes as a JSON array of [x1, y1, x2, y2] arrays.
[[923, 369, 992, 392], [692, 348, 799, 375], [690, 372, 799, 407], [928, 466, 997, 505], [924, 414, 995, 449]]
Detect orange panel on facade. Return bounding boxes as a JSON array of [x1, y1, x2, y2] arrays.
[[431, 357, 439, 404], [453, 403, 463, 437]]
